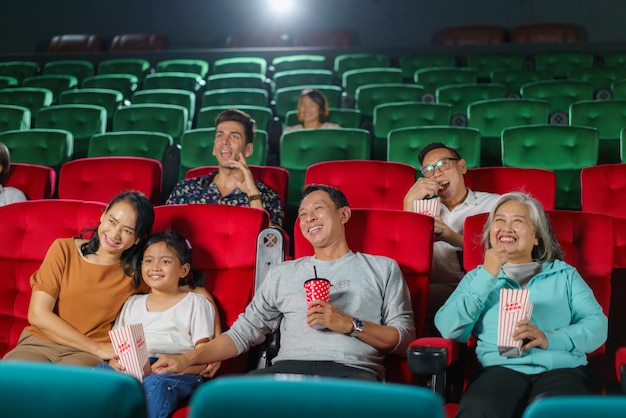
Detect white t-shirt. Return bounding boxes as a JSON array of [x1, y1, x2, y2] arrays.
[[0, 185, 26, 206], [113, 292, 215, 358], [431, 189, 500, 285]]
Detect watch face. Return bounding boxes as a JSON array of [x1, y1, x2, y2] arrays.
[[353, 318, 364, 332]]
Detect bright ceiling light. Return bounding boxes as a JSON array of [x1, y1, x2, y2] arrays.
[[270, 0, 293, 13]]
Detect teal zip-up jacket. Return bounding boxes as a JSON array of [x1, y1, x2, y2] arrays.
[[435, 259, 607, 374]]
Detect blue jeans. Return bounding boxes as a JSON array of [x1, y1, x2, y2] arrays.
[[97, 360, 203, 418]]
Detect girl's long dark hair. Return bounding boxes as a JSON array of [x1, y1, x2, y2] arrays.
[[80, 191, 155, 288]]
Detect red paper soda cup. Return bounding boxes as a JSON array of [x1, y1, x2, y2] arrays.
[[304, 278, 331, 330], [304, 278, 331, 307]]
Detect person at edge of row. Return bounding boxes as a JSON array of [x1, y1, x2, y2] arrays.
[[99, 230, 215, 418], [152, 184, 416, 381], [283, 88, 341, 134], [436, 192, 607, 418], [3, 191, 155, 365], [165, 108, 284, 227], [2, 190, 223, 378], [0, 142, 26, 206], [403, 142, 499, 336]]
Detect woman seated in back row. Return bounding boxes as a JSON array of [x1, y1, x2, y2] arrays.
[[284, 88, 340, 134]]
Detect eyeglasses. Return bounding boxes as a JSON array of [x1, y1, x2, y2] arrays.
[[420, 158, 460, 178]]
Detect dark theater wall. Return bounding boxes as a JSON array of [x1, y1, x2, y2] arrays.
[[0, 0, 623, 53]]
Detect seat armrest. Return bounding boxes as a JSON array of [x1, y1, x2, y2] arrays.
[[408, 337, 459, 375], [615, 347, 626, 392]]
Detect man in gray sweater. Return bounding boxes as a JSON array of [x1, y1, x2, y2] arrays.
[[152, 184, 415, 381]]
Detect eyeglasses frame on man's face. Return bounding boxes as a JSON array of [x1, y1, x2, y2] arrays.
[[420, 157, 461, 178]]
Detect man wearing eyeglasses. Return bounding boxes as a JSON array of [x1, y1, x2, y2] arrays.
[[403, 142, 499, 336]]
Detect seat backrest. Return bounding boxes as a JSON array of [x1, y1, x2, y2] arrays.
[[521, 80, 594, 124], [3, 163, 56, 199], [0, 61, 40, 85], [153, 204, 269, 374], [156, 59, 209, 78], [113, 103, 188, 145], [58, 156, 162, 205], [143, 72, 205, 93], [23, 75, 78, 102], [581, 163, 626, 268], [0, 362, 146, 418], [48, 34, 103, 52], [184, 165, 289, 210], [501, 125, 599, 210], [399, 54, 457, 80], [570, 99, 626, 165], [196, 105, 271, 131], [285, 108, 362, 129], [387, 126, 481, 170], [521, 395, 626, 418], [35, 104, 107, 159], [465, 167, 556, 210], [88, 131, 172, 161], [0, 104, 30, 132], [414, 67, 478, 98], [355, 83, 425, 118], [304, 160, 416, 210], [202, 87, 268, 108], [512, 23, 581, 44], [466, 53, 526, 80], [98, 59, 151, 79], [468, 98, 550, 166], [333, 53, 391, 79], [272, 69, 333, 91], [342, 67, 403, 96], [188, 375, 444, 418], [59, 88, 124, 121], [280, 128, 370, 209], [109, 33, 164, 51], [43, 60, 94, 84], [271, 54, 327, 73], [0, 128, 73, 170], [294, 208, 434, 382], [0, 200, 105, 355], [533, 51, 595, 78], [0, 88, 54, 115], [212, 57, 267, 76], [82, 74, 139, 100], [206, 73, 267, 91], [436, 83, 507, 125], [373, 102, 452, 140], [132, 88, 196, 121]]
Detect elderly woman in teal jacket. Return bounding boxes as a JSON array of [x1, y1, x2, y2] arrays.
[[435, 192, 607, 418]]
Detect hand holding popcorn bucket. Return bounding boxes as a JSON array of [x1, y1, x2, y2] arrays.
[[497, 288, 534, 357]]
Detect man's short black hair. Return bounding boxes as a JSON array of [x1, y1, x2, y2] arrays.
[[301, 184, 349, 209], [418, 142, 463, 165]]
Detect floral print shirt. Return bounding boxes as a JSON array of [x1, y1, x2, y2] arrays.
[[165, 170, 284, 226]]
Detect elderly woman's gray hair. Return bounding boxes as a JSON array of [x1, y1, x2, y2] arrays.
[[482, 192, 564, 263]]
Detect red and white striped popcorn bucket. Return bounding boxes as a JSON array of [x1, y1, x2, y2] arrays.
[[109, 323, 151, 381], [497, 288, 534, 358]]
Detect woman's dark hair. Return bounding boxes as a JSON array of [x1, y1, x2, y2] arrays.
[[301, 183, 349, 209], [215, 108, 255, 145], [80, 190, 155, 288], [142, 230, 205, 289], [297, 89, 330, 123], [0, 142, 11, 182]]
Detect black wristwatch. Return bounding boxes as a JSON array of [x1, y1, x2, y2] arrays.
[[349, 317, 364, 337]]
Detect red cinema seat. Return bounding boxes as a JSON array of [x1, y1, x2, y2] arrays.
[[0, 200, 106, 356], [58, 157, 162, 205], [294, 208, 434, 383], [465, 167, 556, 210], [304, 160, 417, 210], [185, 165, 289, 210], [3, 162, 56, 199], [152, 204, 269, 375]]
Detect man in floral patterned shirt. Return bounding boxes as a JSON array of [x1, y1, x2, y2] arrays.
[[166, 109, 284, 226]]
